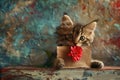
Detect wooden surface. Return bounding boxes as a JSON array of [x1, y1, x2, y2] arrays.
[[1, 66, 120, 71], [1, 66, 120, 80]]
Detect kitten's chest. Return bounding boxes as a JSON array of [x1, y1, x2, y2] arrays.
[[57, 46, 92, 68]]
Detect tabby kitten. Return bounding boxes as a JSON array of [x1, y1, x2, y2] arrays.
[[55, 13, 104, 69]]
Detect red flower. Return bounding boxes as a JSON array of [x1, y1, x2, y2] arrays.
[[68, 46, 82, 62]]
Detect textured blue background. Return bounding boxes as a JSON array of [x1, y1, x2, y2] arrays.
[[0, 0, 120, 68]]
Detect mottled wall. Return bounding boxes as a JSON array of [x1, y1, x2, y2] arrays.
[[0, 0, 120, 68]]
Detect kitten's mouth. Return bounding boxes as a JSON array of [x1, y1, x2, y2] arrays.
[[75, 41, 90, 47], [76, 43, 82, 46]]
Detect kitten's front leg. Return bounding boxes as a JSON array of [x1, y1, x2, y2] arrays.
[[54, 58, 65, 69], [90, 60, 104, 69]]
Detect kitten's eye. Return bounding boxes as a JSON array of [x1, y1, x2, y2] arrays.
[[80, 36, 85, 41]]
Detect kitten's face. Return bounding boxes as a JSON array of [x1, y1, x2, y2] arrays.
[[59, 14, 97, 46], [73, 22, 97, 46]]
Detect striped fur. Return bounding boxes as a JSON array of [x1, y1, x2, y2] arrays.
[[55, 14, 104, 69]]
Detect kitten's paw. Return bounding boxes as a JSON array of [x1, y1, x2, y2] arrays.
[[54, 58, 65, 69], [90, 60, 104, 69]]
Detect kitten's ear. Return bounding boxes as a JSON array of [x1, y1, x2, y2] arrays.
[[61, 13, 73, 26], [84, 20, 98, 32]]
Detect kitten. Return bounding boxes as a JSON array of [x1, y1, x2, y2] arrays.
[[54, 13, 104, 69]]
